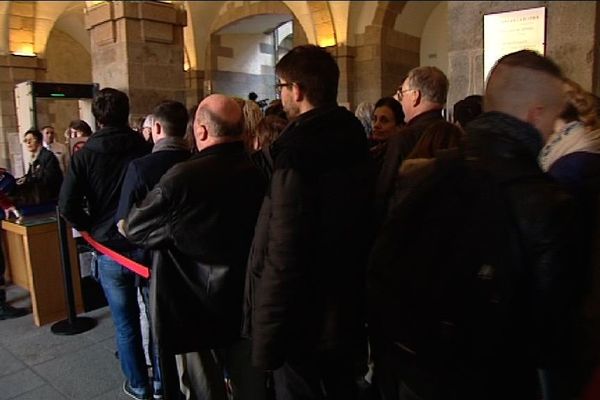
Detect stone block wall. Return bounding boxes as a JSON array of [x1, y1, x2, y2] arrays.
[[37, 29, 92, 139], [210, 33, 277, 101], [0, 55, 45, 171], [85, 1, 187, 122], [447, 1, 599, 108]]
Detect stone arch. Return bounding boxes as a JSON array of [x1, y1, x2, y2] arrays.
[[210, 1, 307, 45], [305, 1, 336, 47], [205, 1, 309, 99], [372, 1, 407, 28]]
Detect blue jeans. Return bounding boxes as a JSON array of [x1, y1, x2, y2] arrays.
[[98, 250, 149, 395], [140, 283, 163, 396]]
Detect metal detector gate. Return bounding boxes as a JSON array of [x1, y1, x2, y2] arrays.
[[13, 81, 98, 176]]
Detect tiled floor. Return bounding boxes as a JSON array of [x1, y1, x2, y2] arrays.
[[0, 285, 135, 399]]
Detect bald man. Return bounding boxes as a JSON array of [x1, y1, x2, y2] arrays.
[[126, 94, 267, 399]]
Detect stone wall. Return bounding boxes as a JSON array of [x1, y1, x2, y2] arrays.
[[211, 33, 277, 101], [353, 25, 420, 105], [85, 1, 187, 122], [0, 55, 45, 172], [447, 1, 599, 108], [37, 29, 92, 140]]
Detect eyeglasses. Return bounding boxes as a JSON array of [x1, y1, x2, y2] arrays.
[[396, 87, 416, 100], [274, 82, 295, 94]]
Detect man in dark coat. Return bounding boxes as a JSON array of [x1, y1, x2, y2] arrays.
[[244, 44, 373, 400], [59, 88, 151, 399], [116, 100, 190, 400], [126, 94, 266, 399]]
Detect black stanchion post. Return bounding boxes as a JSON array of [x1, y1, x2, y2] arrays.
[[51, 206, 96, 335]]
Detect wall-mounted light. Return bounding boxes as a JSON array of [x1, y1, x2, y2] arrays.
[[11, 43, 36, 57], [318, 36, 336, 47]]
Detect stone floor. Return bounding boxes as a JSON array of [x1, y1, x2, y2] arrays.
[[0, 285, 135, 399]]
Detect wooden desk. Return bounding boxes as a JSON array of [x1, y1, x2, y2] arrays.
[[2, 214, 84, 326]]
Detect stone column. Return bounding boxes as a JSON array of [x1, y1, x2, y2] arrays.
[[0, 55, 45, 172], [353, 24, 420, 105], [331, 44, 355, 110], [84, 1, 187, 122], [185, 69, 204, 110]]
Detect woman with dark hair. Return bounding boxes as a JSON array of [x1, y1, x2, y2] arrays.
[[370, 96, 405, 170]]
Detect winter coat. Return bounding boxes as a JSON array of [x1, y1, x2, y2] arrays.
[[59, 126, 149, 249], [244, 105, 373, 370]]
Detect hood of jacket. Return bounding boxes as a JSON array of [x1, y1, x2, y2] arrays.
[[466, 111, 543, 161], [85, 126, 147, 155]]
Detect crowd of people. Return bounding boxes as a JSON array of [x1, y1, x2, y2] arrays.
[[1, 44, 599, 400]]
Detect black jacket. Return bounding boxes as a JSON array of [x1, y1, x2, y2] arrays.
[[244, 105, 373, 370], [126, 141, 265, 354], [22, 146, 63, 202], [466, 112, 583, 367], [59, 126, 149, 249]]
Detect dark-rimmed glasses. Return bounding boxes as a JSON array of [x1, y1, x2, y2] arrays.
[[274, 82, 294, 94]]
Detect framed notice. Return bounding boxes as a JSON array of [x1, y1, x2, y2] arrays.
[[483, 7, 546, 82]]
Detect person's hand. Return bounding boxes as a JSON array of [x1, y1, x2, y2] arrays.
[[4, 207, 20, 220]]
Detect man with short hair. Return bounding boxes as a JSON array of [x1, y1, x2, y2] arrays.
[[369, 50, 581, 400], [244, 44, 372, 399], [116, 100, 191, 399], [466, 50, 582, 399], [41, 125, 69, 173], [59, 88, 151, 400], [126, 94, 266, 399], [375, 66, 448, 221]]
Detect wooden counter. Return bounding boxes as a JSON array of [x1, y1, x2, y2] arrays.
[[2, 214, 84, 326]]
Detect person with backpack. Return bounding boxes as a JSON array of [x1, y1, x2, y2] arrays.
[[368, 50, 583, 400]]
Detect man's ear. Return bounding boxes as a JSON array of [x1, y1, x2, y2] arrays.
[[154, 121, 162, 136], [292, 83, 304, 102], [412, 89, 422, 108], [195, 123, 209, 142]]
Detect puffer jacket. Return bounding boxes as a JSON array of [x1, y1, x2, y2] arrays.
[[466, 111, 584, 367], [59, 126, 149, 250], [126, 141, 265, 354], [244, 105, 374, 370]]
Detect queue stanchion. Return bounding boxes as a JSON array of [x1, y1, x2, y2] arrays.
[[51, 206, 96, 335]]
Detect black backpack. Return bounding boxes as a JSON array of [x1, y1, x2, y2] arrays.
[[367, 150, 523, 366]]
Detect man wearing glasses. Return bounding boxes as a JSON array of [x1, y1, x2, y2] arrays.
[[245, 45, 372, 399], [375, 66, 449, 223]]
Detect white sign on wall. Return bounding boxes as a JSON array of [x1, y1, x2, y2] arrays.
[[483, 7, 546, 83]]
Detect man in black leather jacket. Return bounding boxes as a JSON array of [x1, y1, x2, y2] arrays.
[[244, 45, 373, 400], [126, 94, 266, 399]]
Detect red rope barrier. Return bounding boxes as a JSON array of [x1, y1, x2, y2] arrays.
[[80, 231, 150, 278]]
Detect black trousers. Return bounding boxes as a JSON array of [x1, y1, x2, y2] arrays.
[[273, 351, 360, 400]]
